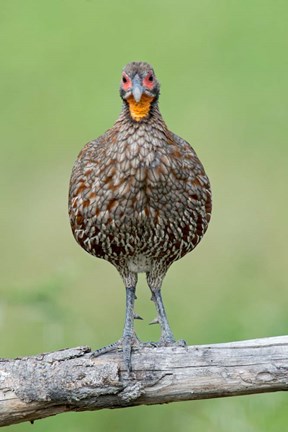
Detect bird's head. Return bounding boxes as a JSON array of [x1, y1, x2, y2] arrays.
[[120, 62, 160, 122]]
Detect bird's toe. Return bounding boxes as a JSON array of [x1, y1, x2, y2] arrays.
[[91, 334, 141, 373], [158, 336, 187, 348]]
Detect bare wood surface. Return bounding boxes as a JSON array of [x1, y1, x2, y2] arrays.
[[1, 335, 288, 427]]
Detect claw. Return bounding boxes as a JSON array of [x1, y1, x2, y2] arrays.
[[134, 313, 143, 320]]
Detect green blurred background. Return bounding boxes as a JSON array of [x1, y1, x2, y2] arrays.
[[1, 0, 288, 430]]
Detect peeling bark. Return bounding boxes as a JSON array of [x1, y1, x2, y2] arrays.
[[1, 336, 288, 427]]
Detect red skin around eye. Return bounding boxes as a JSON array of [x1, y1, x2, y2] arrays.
[[143, 73, 154, 89], [122, 72, 131, 91]]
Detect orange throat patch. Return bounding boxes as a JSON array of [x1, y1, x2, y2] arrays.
[[127, 94, 154, 121]]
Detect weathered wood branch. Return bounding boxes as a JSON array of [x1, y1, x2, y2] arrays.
[[1, 335, 288, 427]]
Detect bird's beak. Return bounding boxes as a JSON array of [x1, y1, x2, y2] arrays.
[[132, 75, 143, 103]]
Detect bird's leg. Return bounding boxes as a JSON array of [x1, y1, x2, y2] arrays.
[[150, 288, 175, 344], [147, 270, 186, 347], [91, 272, 141, 372], [121, 285, 140, 370]]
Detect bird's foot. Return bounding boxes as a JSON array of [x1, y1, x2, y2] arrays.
[[157, 336, 187, 348], [90, 334, 141, 372]]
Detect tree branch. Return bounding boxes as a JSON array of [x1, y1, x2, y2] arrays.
[[1, 335, 288, 427]]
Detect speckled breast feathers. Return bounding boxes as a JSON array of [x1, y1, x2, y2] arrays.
[[69, 62, 211, 279]]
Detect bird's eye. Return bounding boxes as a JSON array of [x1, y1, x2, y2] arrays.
[[143, 72, 155, 88], [122, 73, 131, 90]]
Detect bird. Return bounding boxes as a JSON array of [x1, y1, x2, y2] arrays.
[[68, 61, 212, 371]]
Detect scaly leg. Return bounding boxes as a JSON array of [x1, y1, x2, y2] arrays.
[[121, 285, 140, 369], [92, 273, 141, 372], [147, 270, 186, 347], [150, 289, 175, 343]]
